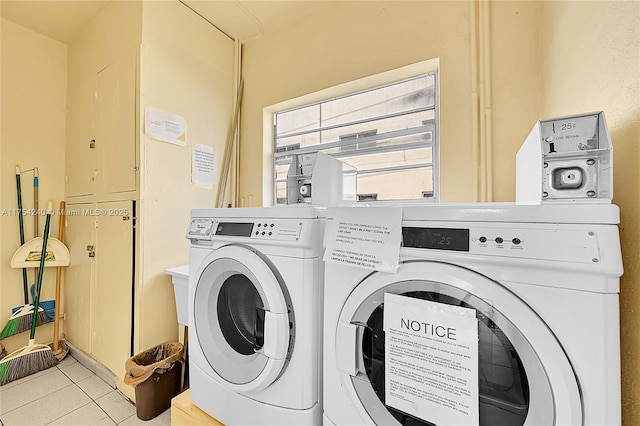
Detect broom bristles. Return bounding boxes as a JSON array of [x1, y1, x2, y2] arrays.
[[0, 307, 51, 339], [0, 344, 58, 385]]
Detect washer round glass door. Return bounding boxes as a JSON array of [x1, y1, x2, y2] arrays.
[[194, 245, 293, 392], [335, 261, 582, 425]]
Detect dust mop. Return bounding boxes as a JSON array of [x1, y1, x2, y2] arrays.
[[0, 201, 58, 385], [0, 166, 50, 340]]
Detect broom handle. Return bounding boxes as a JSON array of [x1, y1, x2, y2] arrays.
[[15, 165, 29, 304], [30, 200, 53, 341], [53, 202, 65, 351], [33, 169, 39, 292]]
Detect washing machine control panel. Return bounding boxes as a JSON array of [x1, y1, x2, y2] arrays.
[[403, 224, 602, 264], [469, 226, 601, 264], [245, 221, 303, 241], [246, 219, 302, 241], [215, 220, 302, 240], [187, 218, 304, 242]]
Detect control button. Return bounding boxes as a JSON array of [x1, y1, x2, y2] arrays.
[[479, 236, 487, 243], [495, 237, 503, 244], [270, 224, 275, 228], [255, 231, 259, 235], [261, 231, 266, 235], [257, 223, 261, 227], [268, 232, 273, 236], [512, 238, 521, 245]]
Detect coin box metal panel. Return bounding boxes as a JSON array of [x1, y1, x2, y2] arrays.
[[516, 111, 612, 204]]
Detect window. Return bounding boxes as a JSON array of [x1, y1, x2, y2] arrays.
[[264, 60, 439, 206]]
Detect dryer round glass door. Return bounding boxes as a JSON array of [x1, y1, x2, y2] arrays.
[[335, 261, 582, 426], [193, 245, 294, 392]]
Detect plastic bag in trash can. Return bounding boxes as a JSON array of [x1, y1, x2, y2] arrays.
[[124, 342, 184, 386]]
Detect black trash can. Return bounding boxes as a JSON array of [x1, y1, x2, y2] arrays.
[[124, 342, 184, 420]]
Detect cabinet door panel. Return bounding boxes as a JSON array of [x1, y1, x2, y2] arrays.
[[64, 203, 94, 352], [66, 76, 96, 197], [92, 200, 134, 378], [95, 52, 137, 194]]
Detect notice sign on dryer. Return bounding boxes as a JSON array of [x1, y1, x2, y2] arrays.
[[383, 293, 479, 426]]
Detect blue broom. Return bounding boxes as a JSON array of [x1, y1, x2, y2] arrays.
[[0, 201, 58, 385]]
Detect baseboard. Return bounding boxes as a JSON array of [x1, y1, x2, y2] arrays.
[[64, 341, 117, 389]]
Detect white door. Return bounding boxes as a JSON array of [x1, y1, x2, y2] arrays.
[[193, 245, 292, 393], [95, 52, 137, 194], [63, 203, 95, 352], [335, 261, 582, 426], [92, 200, 134, 380]]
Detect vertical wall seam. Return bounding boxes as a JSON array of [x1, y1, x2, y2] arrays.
[[480, 0, 493, 202], [470, 0, 480, 202], [233, 39, 242, 208]]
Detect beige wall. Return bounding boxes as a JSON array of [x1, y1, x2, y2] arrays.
[[138, 0, 234, 350], [539, 2, 640, 424], [489, 1, 542, 201], [241, 1, 485, 205], [0, 18, 67, 352], [239, 0, 639, 422]]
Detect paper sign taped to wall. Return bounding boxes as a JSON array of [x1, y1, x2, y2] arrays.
[[145, 107, 187, 146], [383, 293, 479, 426], [192, 144, 216, 189], [323, 206, 402, 273]]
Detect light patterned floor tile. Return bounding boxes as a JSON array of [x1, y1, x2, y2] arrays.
[[76, 375, 114, 400], [0, 384, 90, 426], [95, 390, 136, 424], [0, 369, 72, 414], [48, 401, 115, 425], [59, 360, 93, 383], [55, 354, 77, 369], [0, 366, 58, 392], [118, 408, 171, 425]]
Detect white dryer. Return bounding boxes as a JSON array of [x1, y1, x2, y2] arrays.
[[323, 203, 622, 426], [187, 206, 324, 425]]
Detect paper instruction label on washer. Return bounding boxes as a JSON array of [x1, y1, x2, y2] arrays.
[[186, 219, 216, 240], [384, 293, 479, 426], [323, 206, 402, 273]]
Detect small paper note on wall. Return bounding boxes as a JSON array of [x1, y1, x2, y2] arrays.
[[192, 144, 216, 189], [145, 107, 187, 146]]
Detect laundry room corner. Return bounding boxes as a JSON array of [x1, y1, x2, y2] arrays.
[[0, 17, 67, 356], [1, 0, 639, 424], [135, 0, 235, 360]]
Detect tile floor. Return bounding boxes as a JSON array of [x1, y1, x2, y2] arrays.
[[0, 354, 171, 426]]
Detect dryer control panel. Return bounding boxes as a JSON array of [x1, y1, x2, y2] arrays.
[[187, 218, 303, 242]]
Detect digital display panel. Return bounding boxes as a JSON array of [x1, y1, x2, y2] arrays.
[[402, 227, 470, 252], [215, 222, 254, 237]]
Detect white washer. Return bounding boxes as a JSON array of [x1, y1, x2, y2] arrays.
[[323, 203, 622, 426], [187, 206, 324, 425]]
